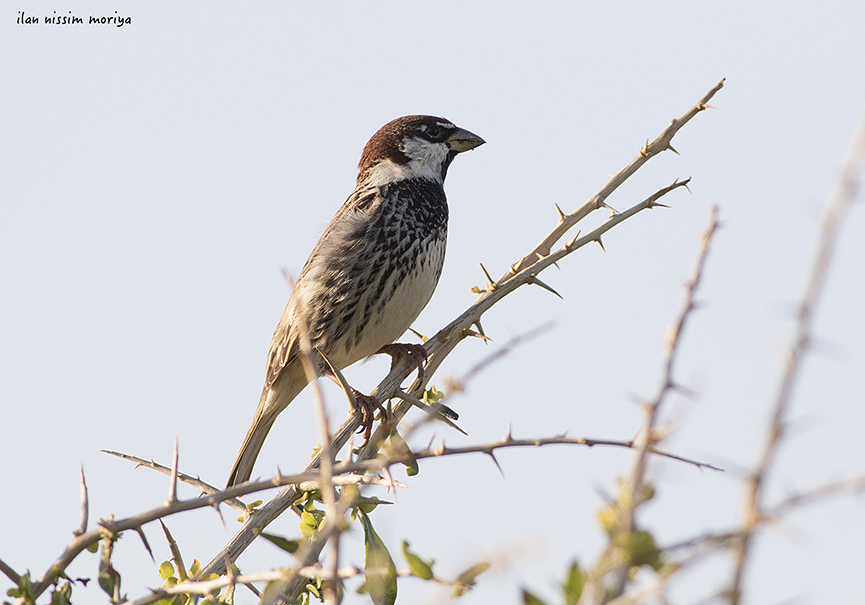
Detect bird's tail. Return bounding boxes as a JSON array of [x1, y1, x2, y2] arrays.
[[226, 366, 307, 487]]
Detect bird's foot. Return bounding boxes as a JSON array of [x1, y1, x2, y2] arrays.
[[352, 388, 387, 446], [377, 343, 428, 382]]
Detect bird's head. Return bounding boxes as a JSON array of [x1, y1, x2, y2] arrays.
[[357, 115, 485, 187]]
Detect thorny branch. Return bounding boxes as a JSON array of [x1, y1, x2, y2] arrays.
[[571, 99, 865, 605], [729, 100, 865, 604], [578, 206, 720, 605], [21, 433, 713, 603], [110, 433, 717, 605]]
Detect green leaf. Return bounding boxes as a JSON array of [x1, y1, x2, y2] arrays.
[[86, 542, 99, 553], [98, 539, 121, 600], [422, 385, 444, 404], [358, 496, 386, 514], [625, 530, 663, 571], [405, 460, 420, 476], [402, 541, 434, 580], [189, 559, 201, 577], [50, 580, 73, 605], [260, 532, 300, 553], [522, 589, 548, 605], [389, 431, 419, 477], [357, 510, 397, 605], [7, 572, 34, 601], [158, 561, 175, 581], [563, 561, 584, 604], [50, 586, 72, 605]]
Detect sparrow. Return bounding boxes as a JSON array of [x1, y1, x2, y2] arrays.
[[227, 115, 484, 487]]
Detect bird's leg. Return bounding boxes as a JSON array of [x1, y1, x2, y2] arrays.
[[321, 372, 387, 445], [323, 343, 428, 446], [377, 343, 428, 383]]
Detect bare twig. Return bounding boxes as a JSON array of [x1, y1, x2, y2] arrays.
[[408, 433, 721, 472], [102, 450, 248, 515], [507, 79, 723, 277], [729, 104, 865, 603], [767, 476, 865, 517], [580, 206, 719, 604], [25, 471, 402, 600], [290, 272, 340, 604], [450, 320, 557, 390], [0, 556, 21, 585], [629, 206, 719, 494], [160, 521, 187, 581]]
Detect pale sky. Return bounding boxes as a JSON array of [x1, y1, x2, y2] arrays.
[[2, 2, 864, 604]]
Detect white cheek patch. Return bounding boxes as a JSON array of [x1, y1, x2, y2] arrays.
[[401, 136, 449, 174], [363, 137, 448, 186]]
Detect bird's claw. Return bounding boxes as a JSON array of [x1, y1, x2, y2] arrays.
[[377, 343, 428, 383], [351, 388, 386, 446]]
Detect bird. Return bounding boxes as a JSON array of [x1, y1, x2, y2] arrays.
[[226, 115, 485, 487]]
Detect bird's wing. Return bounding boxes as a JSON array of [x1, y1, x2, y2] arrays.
[[262, 186, 383, 391]]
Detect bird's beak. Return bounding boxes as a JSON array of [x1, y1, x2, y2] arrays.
[[446, 127, 485, 153]]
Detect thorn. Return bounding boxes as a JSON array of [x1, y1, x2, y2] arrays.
[[407, 327, 427, 343], [667, 144, 680, 156], [601, 203, 619, 215], [683, 181, 692, 195], [510, 261, 522, 275], [383, 467, 399, 497], [393, 390, 467, 435], [563, 230, 581, 252], [505, 424, 513, 441], [527, 275, 563, 299], [596, 236, 606, 252], [487, 451, 504, 477], [160, 520, 187, 581], [462, 328, 493, 342], [135, 527, 154, 562], [473, 320, 486, 339], [76, 465, 89, 536], [213, 503, 226, 530], [166, 437, 179, 505], [641, 139, 650, 156], [555, 203, 566, 221], [479, 263, 496, 289], [700, 103, 716, 111], [224, 553, 236, 587]]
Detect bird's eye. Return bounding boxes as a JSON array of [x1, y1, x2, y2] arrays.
[[426, 125, 441, 138]]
